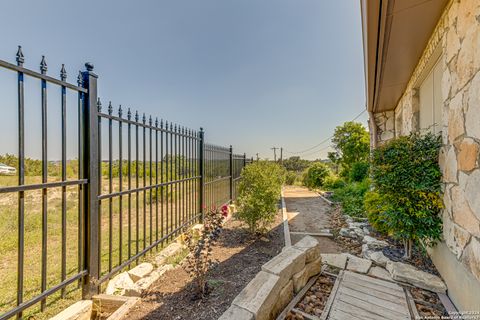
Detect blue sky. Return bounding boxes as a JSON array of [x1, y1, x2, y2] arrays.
[[0, 0, 367, 161]]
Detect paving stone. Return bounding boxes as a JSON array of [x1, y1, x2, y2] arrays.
[[368, 266, 392, 281], [346, 256, 372, 274], [293, 257, 321, 293], [262, 247, 305, 287], [321, 253, 347, 269], [218, 305, 254, 320], [128, 262, 154, 282], [386, 261, 447, 293], [232, 271, 282, 320], [362, 246, 391, 267], [292, 235, 321, 263]]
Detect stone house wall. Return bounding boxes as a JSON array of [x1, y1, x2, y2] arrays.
[[371, 0, 480, 311]]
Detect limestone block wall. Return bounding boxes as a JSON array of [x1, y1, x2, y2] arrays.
[[372, 111, 395, 144], [371, 0, 480, 311]]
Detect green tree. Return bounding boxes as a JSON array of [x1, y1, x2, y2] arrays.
[[282, 156, 310, 172], [331, 121, 370, 176], [302, 162, 330, 189], [369, 132, 443, 258], [237, 161, 285, 233]]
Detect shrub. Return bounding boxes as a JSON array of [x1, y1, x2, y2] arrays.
[[285, 171, 298, 185], [302, 162, 330, 189], [332, 179, 369, 217], [237, 161, 285, 233], [370, 132, 443, 258], [323, 175, 346, 190], [349, 161, 369, 182], [364, 191, 389, 234], [182, 206, 227, 297]]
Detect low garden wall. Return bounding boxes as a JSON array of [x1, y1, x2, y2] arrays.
[[219, 236, 321, 320]]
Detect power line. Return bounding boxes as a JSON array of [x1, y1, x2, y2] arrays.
[[285, 109, 367, 155]]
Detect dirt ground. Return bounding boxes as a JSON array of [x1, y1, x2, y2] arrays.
[[283, 186, 342, 253], [123, 212, 284, 320]]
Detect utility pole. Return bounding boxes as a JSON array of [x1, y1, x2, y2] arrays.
[[271, 147, 278, 162], [280, 147, 283, 164]]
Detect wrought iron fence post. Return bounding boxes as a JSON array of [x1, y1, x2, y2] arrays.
[[81, 63, 100, 298], [199, 128, 205, 221], [229, 145, 233, 203]]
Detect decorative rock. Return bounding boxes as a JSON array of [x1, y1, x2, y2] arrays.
[[362, 236, 389, 250], [353, 228, 366, 238], [368, 266, 392, 281], [386, 261, 447, 293], [346, 256, 372, 274], [128, 262, 154, 282], [363, 227, 370, 235], [363, 247, 390, 267], [105, 272, 135, 295], [271, 280, 294, 318], [125, 265, 174, 297], [339, 228, 357, 239], [262, 247, 305, 287], [451, 186, 480, 236], [232, 271, 282, 320], [154, 242, 185, 267], [293, 236, 320, 263], [218, 305, 254, 320], [321, 253, 347, 269], [462, 170, 480, 221], [292, 257, 322, 293]]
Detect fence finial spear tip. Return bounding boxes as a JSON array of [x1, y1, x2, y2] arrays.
[[85, 62, 94, 72], [97, 98, 102, 112], [149, 115, 152, 125], [60, 64, 67, 81], [160, 119, 164, 128], [142, 113, 146, 123], [40, 55, 47, 74], [108, 101, 113, 115], [135, 110, 139, 122], [118, 105, 123, 117], [127, 108, 131, 120], [155, 117, 158, 127], [16, 45, 24, 66]]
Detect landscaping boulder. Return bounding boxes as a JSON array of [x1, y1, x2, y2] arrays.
[[125, 265, 173, 297], [339, 228, 357, 239], [386, 261, 447, 293], [292, 236, 321, 263], [362, 236, 389, 250], [321, 253, 347, 269], [154, 242, 185, 266], [362, 246, 390, 267], [292, 257, 322, 293], [262, 247, 305, 287], [346, 256, 372, 274], [128, 262, 154, 282], [232, 271, 282, 320], [105, 272, 135, 295]]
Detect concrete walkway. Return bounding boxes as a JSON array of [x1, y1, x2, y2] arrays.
[[283, 186, 342, 253]]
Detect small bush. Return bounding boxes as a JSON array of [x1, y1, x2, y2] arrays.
[[364, 191, 389, 233], [332, 179, 369, 217], [183, 206, 227, 296], [349, 161, 369, 182], [302, 162, 330, 189], [323, 175, 346, 190], [370, 132, 443, 258], [285, 171, 298, 185], [237, 161, 285, 233]]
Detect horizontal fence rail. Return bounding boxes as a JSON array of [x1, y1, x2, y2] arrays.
[[0, 47, 251, 320]]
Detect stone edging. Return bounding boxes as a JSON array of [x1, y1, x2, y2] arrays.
[[219, 236, 322, 320], [281, 188, 291, 247]]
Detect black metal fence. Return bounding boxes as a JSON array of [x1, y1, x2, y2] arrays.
[[0, 47, 250, 320]]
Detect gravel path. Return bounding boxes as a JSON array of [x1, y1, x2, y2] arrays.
[[284, 185, 342, 253]]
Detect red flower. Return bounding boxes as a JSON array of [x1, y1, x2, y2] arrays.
[[221, 205, 229, 217]]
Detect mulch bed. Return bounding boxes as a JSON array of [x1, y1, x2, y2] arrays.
[[123, 212, 284, 320], [286, 274, 336, 320]]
